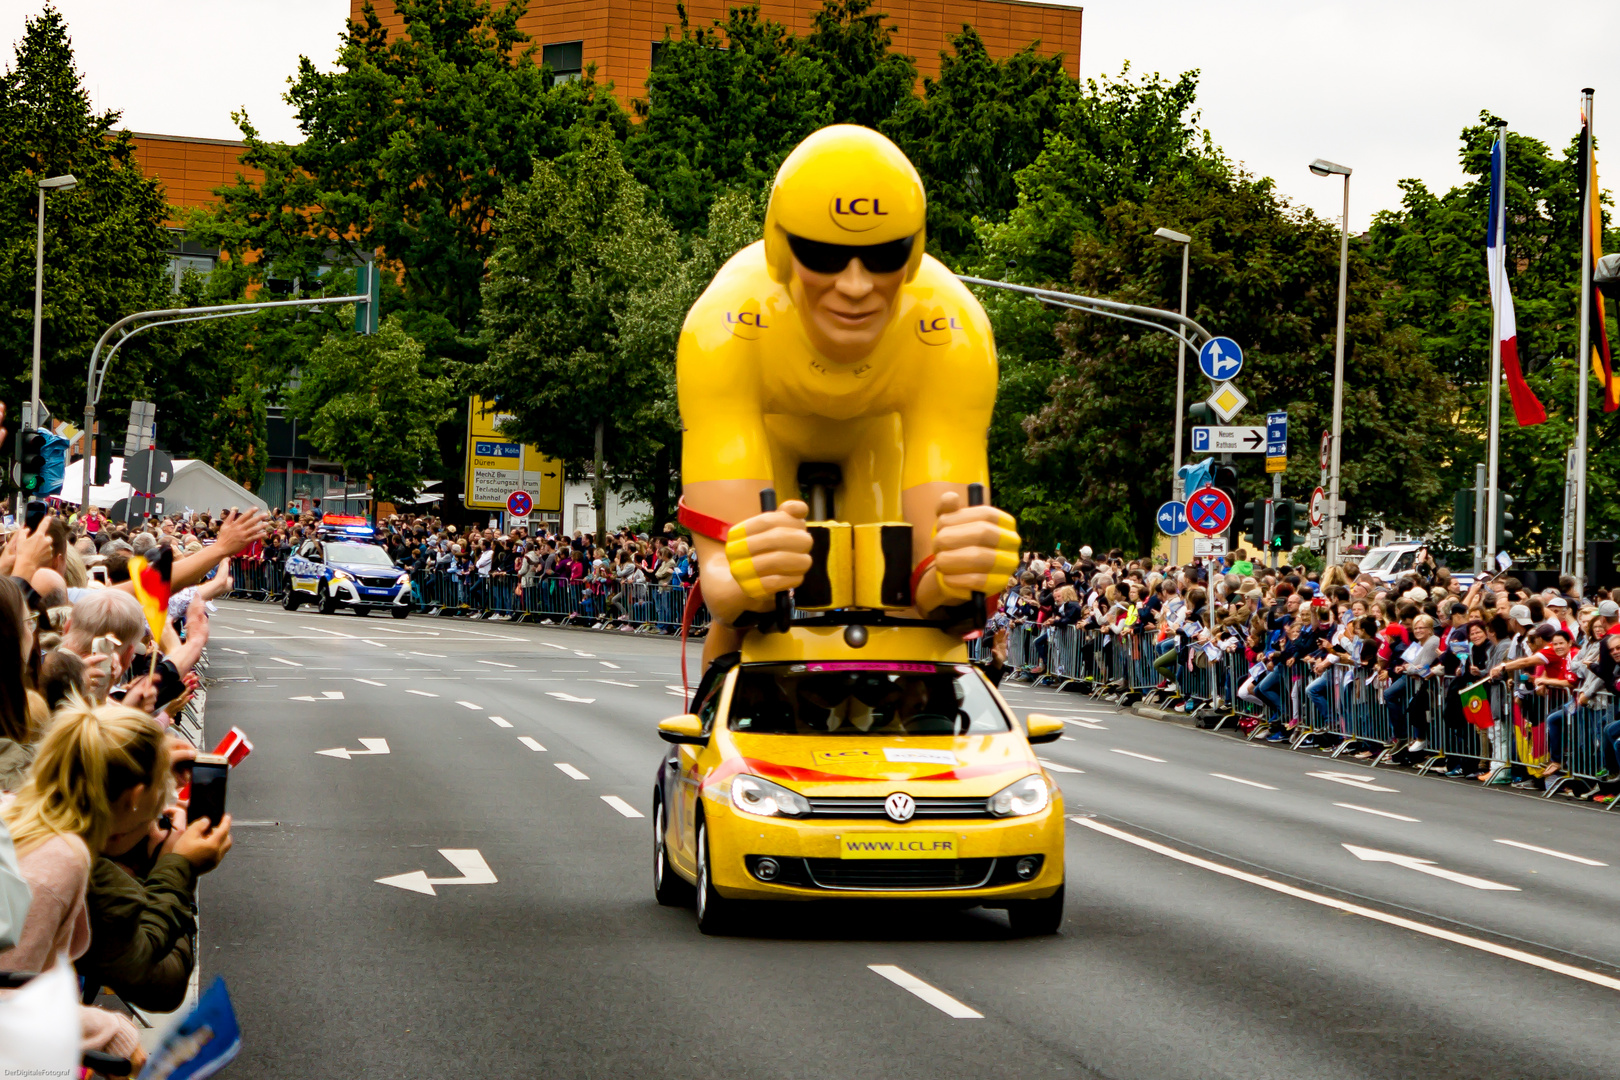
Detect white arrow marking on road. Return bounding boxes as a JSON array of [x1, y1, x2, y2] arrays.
[[867, 965, 982, 1019], [268, 657, 302, 667], [518, 737, 546, 752], [1494, 839, 1608, 866], [456, 700, 482, 710], [290, 695, 317, 702], [490, 716, 513, 728], [1307, 771, 1398, 792], [1038, 759, 1084, 774], [555, 763, 589, 780], [601, 796, 643, 819], [406, 690, 438, 698], [353, 678, 386, 687], [546, 692, 596, 704], [375, 849, 497, 895], [1342, 844, 1519, 891], [316, 738, 390, 760]]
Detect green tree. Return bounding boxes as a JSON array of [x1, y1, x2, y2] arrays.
[[799, 0, 917, 129], [202, 379, 269, 491], [290, 314, 453, 509], [0, 5, 169, 419]]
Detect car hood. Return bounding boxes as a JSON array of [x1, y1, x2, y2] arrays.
[[331, 560, 399, 575], [709, 731, 1042, 798]]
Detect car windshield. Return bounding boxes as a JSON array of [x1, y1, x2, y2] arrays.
[[1359, 549, 1399, 573], [325, 542, 394, 567], [727, 662, 1010, 737]]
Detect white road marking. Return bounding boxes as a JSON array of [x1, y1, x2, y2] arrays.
[[601, 795, 643, 818], [246, 618, 275, 625], [574, 651, 596, 658], [867, 965, 983, 1019], [489, 716, 513, 727], [376, 849, 497, 895], [536, 642, 568, 650], [218, 647, 248, 655], [322, 691, 345, 700], [518, 737, 546, 751], [1110, 749, 1166, 763], [410, 651, 446, 658], [665, 685, 687, 693], [1060, 736, 1076, 742], [362, 626, 439, 636], [456, 700, 482, 710], [666, 690, 687, 698], [555, 763, 589, 780], [478, 660, 516, 668], [300, 625, 357, 638], [1210, 773, 1277, 790], [1038, 758, 1084, 773], [406, 690, 438, 698], [547, 692, 597, 704], [1062, 719, 1109, 730], [268, 657, 302, 667], [586, 679, 638, 687], [361, 640, 388, 648], [290, 695, 317, 702], [1335, 803, 1420, 822], [1494, 839, 1608, 867], [1308, 771, 1398, 793], [316, 738, 390, 760], [599, 661, 620, 669], [1075, 818, 1618, 990], [1342, 844, 1518, 891], [353, 678, 387, 687]]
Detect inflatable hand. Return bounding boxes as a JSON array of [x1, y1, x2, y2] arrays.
[[930, 491, 1021, 603], [724, 500, 814, 601]]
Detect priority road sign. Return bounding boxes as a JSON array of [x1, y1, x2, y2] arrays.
[[1191, 426, 1265, 454], [1206, 381, 1249, 424], [1185, 487, 1234, 537], [1198, 336, 1244, 382], [506, 489, 533, 518], [1156, 500, 1190, 536]]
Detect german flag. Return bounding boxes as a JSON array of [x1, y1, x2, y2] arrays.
[[1578, 109, 1618, 411], [128, 547, 173, 648]]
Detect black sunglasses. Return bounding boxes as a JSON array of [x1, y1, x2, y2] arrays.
[[786, 233, 914, 276]]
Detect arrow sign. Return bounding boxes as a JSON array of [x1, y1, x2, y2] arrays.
[[1343, 845, 1520, 891], [376, 848, 498, 895], [1198, 336, 1244, 381], [316, 737, 390, 760], [1191, 426, 1266, 454]]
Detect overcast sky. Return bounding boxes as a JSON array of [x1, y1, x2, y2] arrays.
[[3, 0, 1615, 231]]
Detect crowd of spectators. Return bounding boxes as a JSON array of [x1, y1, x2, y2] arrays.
[[998, 544, 1620, 802], [1, 503, 264, 1073]]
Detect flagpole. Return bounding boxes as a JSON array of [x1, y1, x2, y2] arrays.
[[1485, 121, 1506, 571], [1575, 89, 1596, 597]]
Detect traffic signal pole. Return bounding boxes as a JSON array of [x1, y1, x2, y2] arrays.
[[1270, 472, 1282, 569]]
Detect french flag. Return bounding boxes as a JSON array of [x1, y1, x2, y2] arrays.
[[1486, 131, 1547, 426]]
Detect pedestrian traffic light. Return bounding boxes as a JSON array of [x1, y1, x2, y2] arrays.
[[18, 429, 47, 494], [1493, 492, 1515, 549], [1272, 498, 1295, 550], [1243, 501, 1263, 547], [1451, 487, 1475, 547], [354, 260, 379, 335]]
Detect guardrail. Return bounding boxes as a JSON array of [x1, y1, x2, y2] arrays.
[[1002, 622, 1617, 806], [225, 561, 707, 634]]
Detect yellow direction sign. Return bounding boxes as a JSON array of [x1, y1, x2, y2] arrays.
[[464, 397, 563, 512], [1265, 455, 1287, 474]]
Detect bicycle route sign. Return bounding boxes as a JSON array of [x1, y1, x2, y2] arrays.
[[1184, 487, 1234, 537], [1156, 500, 1190, 536]]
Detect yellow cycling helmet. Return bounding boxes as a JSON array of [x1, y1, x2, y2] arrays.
[[763, 125, 927, 284]]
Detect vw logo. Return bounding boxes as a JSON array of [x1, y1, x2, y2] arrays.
[[884, 792, 916, 823]]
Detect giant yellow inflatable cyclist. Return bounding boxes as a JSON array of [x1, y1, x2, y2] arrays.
[[676, 125, 1021, 660]]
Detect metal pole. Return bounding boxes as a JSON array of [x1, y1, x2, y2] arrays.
[[1575, 90, 1596, 596], [1485, 122, 1507, 570], [1325, 174, 1351, 568], [29, 187, 45, 447], [1171, 242, 1189, 567], [1473, 462, 1486, 575]]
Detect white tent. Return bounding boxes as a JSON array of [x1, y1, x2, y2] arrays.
[[59, 457, 269, 515]]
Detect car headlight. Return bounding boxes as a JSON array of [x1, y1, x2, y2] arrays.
[[986, 774, 1050, 818], [729, 774, 811, 819], [396, 572, 409, 585], [331, 569, 352, 583]]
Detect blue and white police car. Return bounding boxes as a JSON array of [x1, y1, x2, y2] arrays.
[[282, 514, 411, 618]]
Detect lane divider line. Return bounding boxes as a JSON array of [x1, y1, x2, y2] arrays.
[[352, 678, 387, 687], [1110, 749, 1166, 763], [1335, 803, 1420, 822], [1061, 719, 1109, 730], [599, 661, 621, 669], [456, 700, 482, 711], [361, 639, 388, 648], [1210, 773, 1277, 790], [409, 651, 446, 658], [490, 716, 513, 728], [406, 690, 438, 698], [601, 795, 643, 818], [478, 660, 516, 668], [1071, 818, 1620, 990], [866, 965, 983, 1019], [555, 763, 589, 780], [268, 657, 302, 667], [1038, 759, 1084, 774], [1494, 839, 1608, 867], [518, 737, 546, 752]]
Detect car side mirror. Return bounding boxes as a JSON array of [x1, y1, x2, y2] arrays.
[[1024, 713, 1065, 744], [657, 713, 708, 745]]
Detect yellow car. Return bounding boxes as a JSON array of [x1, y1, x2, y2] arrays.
[[652, 626, 1067, 935]]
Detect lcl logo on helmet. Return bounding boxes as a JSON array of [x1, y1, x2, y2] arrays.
[[829, 196, 890, 231]]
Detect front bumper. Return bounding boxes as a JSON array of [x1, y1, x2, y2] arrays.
[[702, 792, 1065, 902], [331, 579, 409, 607]]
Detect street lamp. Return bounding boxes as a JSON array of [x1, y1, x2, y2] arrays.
[[31, 173, 78, 442], [1154, 226, 1192, 566], [1309, 159, 1351, 567]]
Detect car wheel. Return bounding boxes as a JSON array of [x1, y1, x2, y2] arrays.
[[391, 606, 409, 620], [695, 821, 737, 935], [653, 799, 692, 907], [281, 585, 299, 611], [320, 592, 339, 615], [1007, 882, 1065, 936]]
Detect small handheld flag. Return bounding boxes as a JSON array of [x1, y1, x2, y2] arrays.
[[1458, 678, 1493, 731], [128, 547, 174, 649]]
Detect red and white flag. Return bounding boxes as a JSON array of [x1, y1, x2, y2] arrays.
[[1486, 130, 1547, 426]]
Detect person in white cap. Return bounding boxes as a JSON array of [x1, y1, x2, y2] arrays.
[[1545, 595, 1577, 638], [1597, 599, 1620, 638]]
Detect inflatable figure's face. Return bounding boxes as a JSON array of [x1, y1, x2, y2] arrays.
[[787, 235, 912, 361]]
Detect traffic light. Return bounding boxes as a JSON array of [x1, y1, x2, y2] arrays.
[[1493, 492, 1515, 549], [1451, 487, 1475, 547], [1188, 402, 1214, 426], [1243, 500, 1263, 547], [1271, 499, 1308, 550], [18, 429, 47, 495], [354, 260, 379, 335], [93, 430, 113, 486]]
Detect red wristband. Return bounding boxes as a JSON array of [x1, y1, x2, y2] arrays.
[[677, 498, 731, 543], [909, 554, 937, 604]]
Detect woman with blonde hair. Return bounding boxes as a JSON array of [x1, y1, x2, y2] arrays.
[[0, 698, 173, 1067]]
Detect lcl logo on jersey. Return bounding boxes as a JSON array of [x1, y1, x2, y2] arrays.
[[914, 308, 963, 347], [828, 196, 890, 232], [726, 302, 769, 339]]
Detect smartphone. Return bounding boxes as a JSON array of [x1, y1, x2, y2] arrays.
[[188, 753, 229, 829], [90, 634, 120, 658], [24, 500, 46, 531], [90, 565, 108, 583]]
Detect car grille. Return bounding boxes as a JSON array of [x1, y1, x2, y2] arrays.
[[358, 575, 398, 588], [804, 796, 993, 820], [802, 858, 995, 890]]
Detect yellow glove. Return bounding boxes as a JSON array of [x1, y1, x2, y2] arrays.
[[931, 499, 1021, 604], [724, 502, 813, 601]]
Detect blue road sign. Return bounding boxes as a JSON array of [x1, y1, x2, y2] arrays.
[[1198, 336, 1244, 381], [1266, 409, 1288, 457], [1185, 487, 1234, 537], [1156, 501, 1190, 536], [1191, 428, 1211, 453]]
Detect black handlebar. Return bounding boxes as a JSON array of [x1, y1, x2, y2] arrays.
[[759, 488, 792, 633], [967, 483, 987, 631]]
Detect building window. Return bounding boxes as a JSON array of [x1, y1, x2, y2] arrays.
[[651, 41, 667, 68], [164, 230, 218, 293], [543, 40, 583, 84]]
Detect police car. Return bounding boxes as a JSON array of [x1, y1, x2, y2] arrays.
[[282, 514, 411, 618]]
